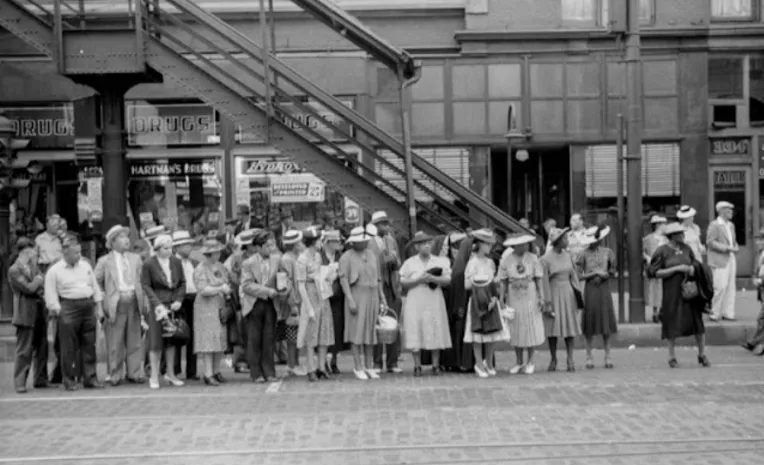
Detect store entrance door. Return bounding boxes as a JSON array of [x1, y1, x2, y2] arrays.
[[491, 147, 571, 229], [710, 167, 753, 276]]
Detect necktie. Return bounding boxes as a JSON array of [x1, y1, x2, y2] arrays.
[[121, 254, 132, 286], [261, 259, 270, 283]]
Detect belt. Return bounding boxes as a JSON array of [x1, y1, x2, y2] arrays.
[[60, 297, 93, 302], [119, 290, 137, 298]]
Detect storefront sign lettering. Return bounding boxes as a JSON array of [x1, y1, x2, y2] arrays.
[[237, 100, 354, 144], [713, 170, 746, 191], [130, 161, 217, 177], [126, 103, 217, 147], [0, 105, 75, 149], [711, 137, 750, 156], [242, 159, 300, 175], [79, 166, 103, 181]]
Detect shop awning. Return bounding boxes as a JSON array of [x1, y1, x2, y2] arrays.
[[290, 0, 418, 79]]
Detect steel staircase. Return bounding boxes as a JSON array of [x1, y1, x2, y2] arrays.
[[0, 0, 527, 235]]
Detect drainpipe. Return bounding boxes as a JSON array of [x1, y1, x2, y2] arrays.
[[398, 62, 422, 239]]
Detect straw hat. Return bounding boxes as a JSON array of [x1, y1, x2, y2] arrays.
[[303, 226, 322, 241], [650, 215, 667, 224], [503, 233, 535, 247], [234, 229, 257, 246], [663, 222, 686, 236], [144, 225, 166, 241], [471, 228, 496, 245], [282, 229, 303, 246], [408, 231, 433, 246], [547, 227, 569, 246], [322, 229, 342, 242], [153, 234, 173, 250], [370, 211, 390, 225], [676, 205, 697, 220], [365, 223, 378, 237], [347, 226, 371, 243], [199, 239, 225, 255], [171, 230, 194, 247], [105, 225, 130, 249]]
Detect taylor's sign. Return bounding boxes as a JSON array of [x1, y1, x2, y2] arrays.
[[0, 105, 75, 149], [130, 161, 217, 178], [126, 103, 217, 146]]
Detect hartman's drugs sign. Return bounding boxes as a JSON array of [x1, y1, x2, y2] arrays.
[[270, 174, 325, 203]]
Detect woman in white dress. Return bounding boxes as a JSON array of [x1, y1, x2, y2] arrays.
[[400, 232, 452, 376], [498, 232, 547, 375], [677, 205, 705, 261], [464, 229, 510, 378]]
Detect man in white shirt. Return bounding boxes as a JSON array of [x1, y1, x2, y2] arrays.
[[172, 230, 199, 379], [44, 236, 105, 391], [94, 225, 146, 386], [706, 201, 739, 321]]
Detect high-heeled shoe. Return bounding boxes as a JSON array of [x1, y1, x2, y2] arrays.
[[604, 358, 614, 369], [523, 363, 535, 375], [316, 370, 331, 380], [203, 375, 220, 386], [668, 358, 679, 368], [413, 366, 422, 377], [509, 364, 525, 375], [698, 355, 711, 367], [547, 359, 557, 372]]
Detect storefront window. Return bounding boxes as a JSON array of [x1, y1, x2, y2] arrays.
[[127, 158, 222, 236], [234, 155, 345, 230], [585, 143, 681, 216]]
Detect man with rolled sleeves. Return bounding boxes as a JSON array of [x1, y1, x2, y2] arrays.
[[94, 225, 146, 386], [44, 236, 105, 391]]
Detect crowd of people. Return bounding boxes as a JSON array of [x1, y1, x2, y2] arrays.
[[8, 200, 763, 394]]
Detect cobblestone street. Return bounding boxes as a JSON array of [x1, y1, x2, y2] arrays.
[[0, 346, 762, 465]]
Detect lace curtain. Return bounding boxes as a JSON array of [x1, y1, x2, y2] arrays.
[[712, 0, 752, 17]]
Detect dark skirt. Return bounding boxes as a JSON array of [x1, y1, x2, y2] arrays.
[[440, 288, 474, 370], [661, 275, 705, 340], [582, 279, 618, 338], [328, 296, 348, 352]]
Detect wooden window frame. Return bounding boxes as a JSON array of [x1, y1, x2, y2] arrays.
[[710, 0, 759, 22]]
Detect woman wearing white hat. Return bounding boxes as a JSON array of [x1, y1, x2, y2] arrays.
[[541, 227, 582, 372], [577, 225, 618, 369], [338, 226, 386, 380], [498, 231, 545, 375], [677, 205, 705, 263], [643, 215, 668, 324], [647, 222, 711, 368]]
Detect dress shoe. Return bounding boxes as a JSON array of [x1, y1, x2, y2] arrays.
[[387, 367, 403, 374], [698, 354, 711, 367], [234, 366, 249, 374], [213, 373, 226, 383], [63, 379, 78, 391], [203, 375, 220, 386], [15, 386, 28, 394], [33, 382, 50, 389], [722, 317, 736, 321], [84, 381, 105, 389], [163, 374, 185, 387], [330, 364, 341, 375], [316, 370, 331, 380], [186, 375, 200, 381], [126, 377, 146, 384], [754, 344, 764, 356], [252, 377, 266, 384], [741, 342, 754, 352]]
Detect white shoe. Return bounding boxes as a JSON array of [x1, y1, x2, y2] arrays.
[[288, 366, 307, 376], [149, 378, 160, 390], [224, 356, 233, 368], [388, 367, 403, 374], [104, 374, 112, 383], [163, 374, 185, 387], [483, 360, 497, 376], [474, 363, 489, 378], [509, 364, 525, 375], [365, 368, 381, 379], [353, 369, 369, 380], [523, 364, 535, 375], [371, 368, 382, 374]]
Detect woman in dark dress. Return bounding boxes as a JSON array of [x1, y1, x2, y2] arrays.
[[322, 229, 347, 374], [647, 223, 711, 368], [441, 232, 475, 372]]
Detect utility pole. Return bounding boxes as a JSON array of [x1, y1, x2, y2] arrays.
[[625, 0, 645, 322]]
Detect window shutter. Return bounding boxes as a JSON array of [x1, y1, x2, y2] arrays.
[[585, 143, 679, 198], [376, 147, 470, 202]]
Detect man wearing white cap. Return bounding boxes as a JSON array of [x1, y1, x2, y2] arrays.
[[94, 225, 146, 385], [706, 201, 739, 321], [368, 211, 403, 373]]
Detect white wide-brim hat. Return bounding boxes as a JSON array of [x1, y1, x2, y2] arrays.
[[172, 230, 194, 247], [282, 229, 303, 246], [503, 233, 536, 247], [370, 211, 389, 225], [664, 222, 686, 236], [347, 226, 371, 243], [676, 205, 697, 219]]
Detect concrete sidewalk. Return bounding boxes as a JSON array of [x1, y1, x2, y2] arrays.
[[0, 292, 760, 361]]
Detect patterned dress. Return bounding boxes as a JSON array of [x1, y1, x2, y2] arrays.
[[400, 254, 453, 351], [192, 261, 228, 354], [577, 247, 618, 337], [498, 251, 545, 348], [339, 249, 380, 345], [541, 250, 582, 339], [643, 232, 667, 308], [296, 250, 335, 349], [463, 255, 509, 344]]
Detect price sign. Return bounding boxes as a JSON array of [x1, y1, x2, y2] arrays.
[[344, 198, 360, 224]]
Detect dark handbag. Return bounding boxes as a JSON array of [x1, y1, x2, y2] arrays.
[[162, 314, 190, 344], [681, 279, 699, 300], [426, 267, 443, 290], [572, 286, 584, 309], [219, 297, 235, 324]]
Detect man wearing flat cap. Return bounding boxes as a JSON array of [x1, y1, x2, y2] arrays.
[[94, 225, 146, 385], [706, 201, 739, 321]]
